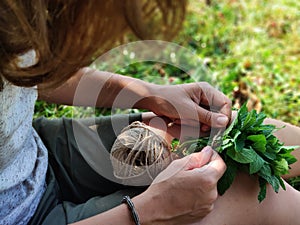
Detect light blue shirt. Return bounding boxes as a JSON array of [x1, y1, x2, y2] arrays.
[[0, 79, 48, 225]]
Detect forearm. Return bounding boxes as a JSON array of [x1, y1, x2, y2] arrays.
[[38, 67, 157, 109]]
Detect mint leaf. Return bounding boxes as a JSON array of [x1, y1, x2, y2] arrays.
[[278, 175, 286, 190], [272, 158, 289, 176], [241, 110, 256, 130], [247, 134, 267, 152], [178, 102, 298, 202], [223, 116, 238, 137], [258, 178, 267, 202], [237, 104, 248, 122], [227, 147, 256, 164], [218, 103, 298, 201], [263, 151, 277, 161], [249, 153, 265, 174], [259, 164, 280, 194], [217, 158, 237, 195], [253, 112, 267, 127], [233, 131, 246, 152]]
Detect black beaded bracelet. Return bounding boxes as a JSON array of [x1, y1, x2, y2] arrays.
[[122, 195, 141, 225]]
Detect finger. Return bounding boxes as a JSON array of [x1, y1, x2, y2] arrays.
[[176, 117, 211, 133], [152, 148, 212, 184], [183, 146, 214, 170], [172, 119, 213, 133], [167, 123, 205, 141], [172, 118, 200, 127], [213, 91, 232, 119], [196, 104, 229, 127], [196, 151, 227, 180], [172, 119, 208, 134], [153, 147, 214, 184], [200, 84, 231, 111], [199, 83, 232, 121]]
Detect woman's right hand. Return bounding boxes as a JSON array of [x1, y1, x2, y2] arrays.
[[133, 146, 226, 225]]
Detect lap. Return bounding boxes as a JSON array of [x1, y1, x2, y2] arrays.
[[30, 114, 145, 224]]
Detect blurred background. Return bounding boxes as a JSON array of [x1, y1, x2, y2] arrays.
[[35, 0, 300, 125]]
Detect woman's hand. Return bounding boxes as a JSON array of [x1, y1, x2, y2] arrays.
[[132, 146, 226, 225], [138, 82, 232, 130]]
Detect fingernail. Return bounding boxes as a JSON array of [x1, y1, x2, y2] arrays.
[[217, 116, 228, 126], [202, 146, 212, 154]]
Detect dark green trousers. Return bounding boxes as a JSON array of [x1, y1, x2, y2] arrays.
[[29, 114, 146, 225]]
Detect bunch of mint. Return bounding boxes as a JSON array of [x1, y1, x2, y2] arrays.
[[178, 104, 298, 202]]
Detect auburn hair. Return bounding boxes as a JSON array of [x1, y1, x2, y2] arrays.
[[0, 0, 187, 90]]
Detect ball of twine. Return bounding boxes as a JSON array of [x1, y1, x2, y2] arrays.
[[110, 121, 175, 185]]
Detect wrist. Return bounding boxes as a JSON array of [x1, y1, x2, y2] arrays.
[[133, 83, 163, 111], [132, 191, 162, 225]]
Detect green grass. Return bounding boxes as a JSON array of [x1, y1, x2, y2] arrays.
[[35, 0, 300, 124], [35, 0, 300, 186], [177, 0, 300, 125]]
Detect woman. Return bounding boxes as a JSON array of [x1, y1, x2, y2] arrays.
[[0, 1, 230, 224]]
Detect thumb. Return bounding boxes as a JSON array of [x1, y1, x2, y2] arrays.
[[183, 146, 214, 170], [197, 106, 229, 128], [152, 147, 214, 184], [194, 151, 227, 180]]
